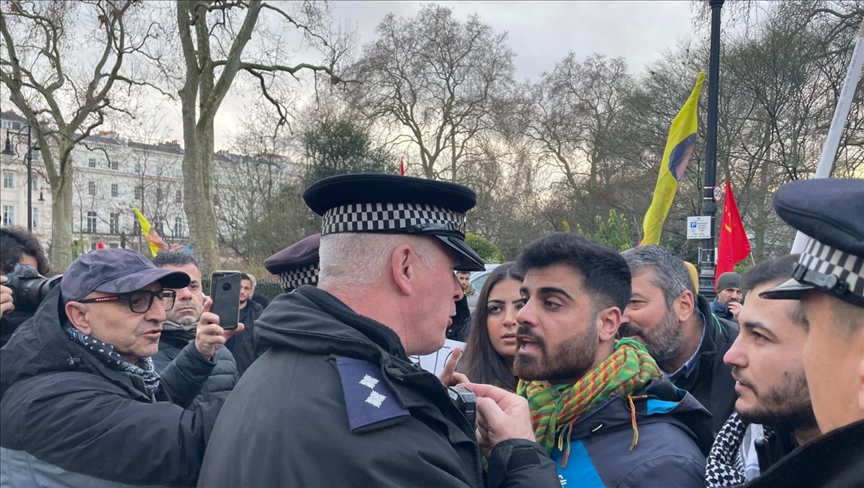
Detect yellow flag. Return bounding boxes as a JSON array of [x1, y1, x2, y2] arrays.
[[133, 208, 166, 257], [640, 72, 706, 246]]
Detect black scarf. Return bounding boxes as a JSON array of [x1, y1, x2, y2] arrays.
[[64, 324, 161, 395]]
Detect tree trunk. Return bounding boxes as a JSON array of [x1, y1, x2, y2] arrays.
[[49, 161, 74, 271], [182, 116, 219, 276]]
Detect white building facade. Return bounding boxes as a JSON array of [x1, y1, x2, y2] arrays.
[[0, 110, 295, 259]]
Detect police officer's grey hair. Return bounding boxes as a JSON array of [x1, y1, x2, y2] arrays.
[[620, 245, 695, 308], [319, 233, 440, 286]]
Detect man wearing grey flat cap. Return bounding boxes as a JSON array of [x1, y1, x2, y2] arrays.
[[200, 174, 559, 488], [0, 249, 241, 487], [740, 178, 864, 487]]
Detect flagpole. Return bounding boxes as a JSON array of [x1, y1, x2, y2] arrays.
[[791, 19, 864, 253]]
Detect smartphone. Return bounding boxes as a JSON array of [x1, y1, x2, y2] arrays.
[[210, 270, 242, 330]]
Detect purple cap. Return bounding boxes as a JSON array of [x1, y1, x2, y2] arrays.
[[61, 249, 191, 303]]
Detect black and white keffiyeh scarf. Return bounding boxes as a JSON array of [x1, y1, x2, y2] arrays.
[[65, 324, 162, 395], [706, 412, 749, 487]]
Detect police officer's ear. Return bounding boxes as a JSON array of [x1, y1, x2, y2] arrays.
[[390, 244, 416, 296], [65, 301, 93, 335]]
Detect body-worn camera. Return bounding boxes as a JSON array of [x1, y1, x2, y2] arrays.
[[3, 264, 62, 314], [448, 385, 476, 426]]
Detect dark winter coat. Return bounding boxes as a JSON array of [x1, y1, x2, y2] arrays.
[[552, 377, 714, 487], [671, 295, 740, 436], [0, 286, 224, 488], [152, 330, 239, 407], [740, 419, 864, 488], [198, 286, 560, 488], [225, 300, 263, 375]]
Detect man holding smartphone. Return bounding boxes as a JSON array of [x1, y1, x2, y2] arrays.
[[225, 273, 264, 375], [0, 249, 241, 487], [199, 174, 559, 488]]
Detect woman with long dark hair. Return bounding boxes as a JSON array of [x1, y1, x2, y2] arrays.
[[459, 263, 523, 391]]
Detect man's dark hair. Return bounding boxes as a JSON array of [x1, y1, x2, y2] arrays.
[[741, 255, 799, 295], [517, 233, 631, 312], [152, 251, 200, 271], [240, 273, 252, 283], [0, 226, 51, 275], [742, 254, 807, 327]]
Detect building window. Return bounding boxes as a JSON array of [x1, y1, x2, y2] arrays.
[[109, 243, 119, 249], [90, 242, 98, 251], [133, 219, 141, 236], [88, 158, 97, 168], [135, 163, 142, 174], [3, 173, 13, 189], [110, 160, 119, 171], [86, 211, 97, 233], [134, 186, 143, 200], [175, 217, 184, 237], [109, 213, 120, 235], [110, 183, 118, 197], [175, 190, 182, 203], [156, 187, 163, 203], [31, 207, 38, 229], [155, 221, 164, 235], [157, 167, 164, 176], [31, 179, 37, 191], [2, 205, 15, 225], [174, 168, 182, 178], [88, 181, 96, 196]]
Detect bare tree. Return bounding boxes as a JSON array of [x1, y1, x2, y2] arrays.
[[0, 0, 158, 269], [145, 0, 352, 275], [348, 4, 514, 181]]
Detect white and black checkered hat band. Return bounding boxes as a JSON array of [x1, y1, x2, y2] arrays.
[[798, 239, 864, 299], [278, 264, 319, 291], [321, 202, 466, 236]]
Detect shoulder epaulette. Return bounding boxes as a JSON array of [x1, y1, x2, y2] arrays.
[[335, 357, 410, 433]]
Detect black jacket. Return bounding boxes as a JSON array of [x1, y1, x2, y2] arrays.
[[152, 330, 239, 407], [554, 377, 714, 487], [671, 295, 739, 436], [198, 286, 560, 488], [226, 300, 264, 375], [740, 419, 864, 488], [0, 286, 224, 487]]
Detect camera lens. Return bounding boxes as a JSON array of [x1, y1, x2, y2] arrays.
[[222, 283, 232, 292]]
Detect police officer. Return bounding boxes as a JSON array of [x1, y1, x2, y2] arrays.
[[198, 174, 559, 487], [744, 178, 864, 487], [263, 233, 321, 292]]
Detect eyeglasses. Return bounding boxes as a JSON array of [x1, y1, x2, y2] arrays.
[[77, 290, 177, 314]]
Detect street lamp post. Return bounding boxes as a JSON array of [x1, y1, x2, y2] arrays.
[[2, 123, 39, 231], [699, 0, 725, 300]]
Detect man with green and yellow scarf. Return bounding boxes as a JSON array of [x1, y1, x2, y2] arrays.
[[512, 233, 714, 487]]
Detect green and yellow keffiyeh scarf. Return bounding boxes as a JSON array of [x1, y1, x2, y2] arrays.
[[516, 338, 662, 467]]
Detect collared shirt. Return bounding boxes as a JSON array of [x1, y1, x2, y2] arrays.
[[666, 309, 708, 378]]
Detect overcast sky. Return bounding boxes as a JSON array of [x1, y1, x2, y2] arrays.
[[188, 1, 704, 149]]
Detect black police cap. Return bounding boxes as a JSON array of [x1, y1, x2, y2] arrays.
[[761, 178, 864, 307], [303, 173, 485, 272], [264, 234, 320, 292]]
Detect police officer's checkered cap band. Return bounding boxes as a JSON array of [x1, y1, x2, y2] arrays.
[[278, 264, 319, 291], [800, 238, 864, 299], [321, 202, 466, 236]]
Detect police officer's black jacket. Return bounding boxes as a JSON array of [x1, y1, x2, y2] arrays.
[[198, 286, 560, 488], [670, 294, 739, 436], [0, 286, 224, 487], [740, 419, 864, 488]]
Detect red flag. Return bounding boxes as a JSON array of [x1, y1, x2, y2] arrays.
[[715, 180, 751, 290], [399, 156, 405, 176]]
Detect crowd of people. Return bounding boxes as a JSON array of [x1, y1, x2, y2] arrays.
[[0, 174, 861, 488]]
